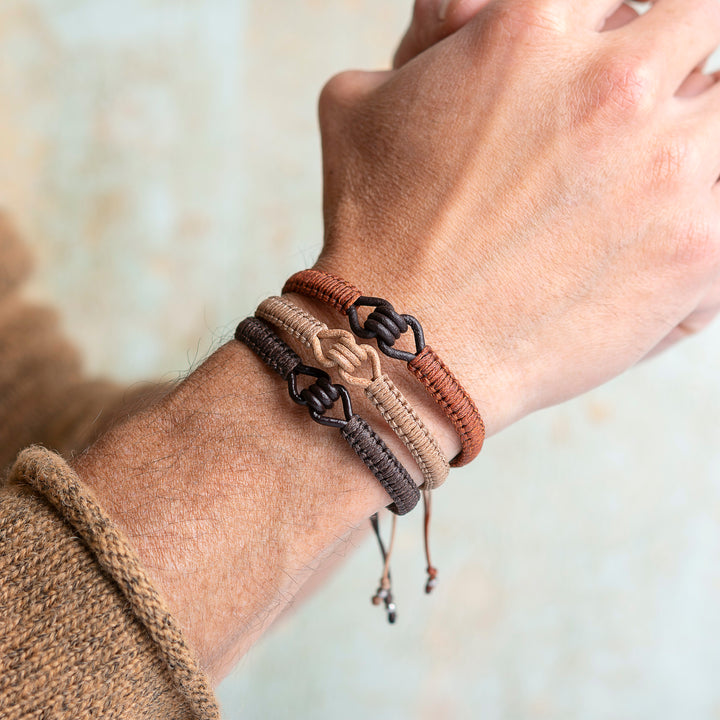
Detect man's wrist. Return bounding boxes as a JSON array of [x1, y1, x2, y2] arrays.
[[71, 339, 390, 680], [309, 249, 529, 440]]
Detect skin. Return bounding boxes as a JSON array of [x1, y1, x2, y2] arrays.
[[72, 0, 720, 683]]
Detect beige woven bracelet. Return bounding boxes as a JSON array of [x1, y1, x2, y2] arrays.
[[256, 295, 450, 490]]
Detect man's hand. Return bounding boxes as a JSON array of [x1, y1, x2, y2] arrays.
[[315, 0, 720, 454], [392, 0, 720, 365]]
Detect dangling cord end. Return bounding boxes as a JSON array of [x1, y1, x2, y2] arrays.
[[423, 489, 438, 594], [370, 512, 398, 623]]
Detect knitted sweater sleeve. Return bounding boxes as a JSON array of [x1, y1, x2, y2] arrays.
[[0, 217, 219, 718], [0, 447, 220, 720]]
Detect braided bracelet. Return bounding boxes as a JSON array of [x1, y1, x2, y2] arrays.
[[235, 317, 420, 515], [256, 295, 450, 490], [283, 269, 485, 467]]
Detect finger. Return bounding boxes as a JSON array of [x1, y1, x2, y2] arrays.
[[677, 70, 717, 98], [394, 0, 492, 68], [394, 0, 645, 68], [614, 0, 720, 96], [644, 280, 720, 358], [319, 69, 393, 123], [683, 72, 720, 184], [601, 3, 639, 31], [565, 0, 648, 31]]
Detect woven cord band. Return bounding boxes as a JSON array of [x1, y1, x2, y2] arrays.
[[408, 346, 485, 466], [364, 375, 449, 490], [283, 269, 361, 314], [235, 314, 303, 380], [283, 269, 485, 467], [235, 317, 420, 515], [341, 415, 422, 515], [256, 296, 449, 489]]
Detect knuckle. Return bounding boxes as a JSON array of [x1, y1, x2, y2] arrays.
[[593, 56, 655, 117], [569, 56, 655, 130], [318, 71, 352, 117], [318, 71, 364, 131]]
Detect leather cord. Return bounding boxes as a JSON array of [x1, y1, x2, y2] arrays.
[[234, 317, 420, 515], [256, 296, 449, 490], [283, 269, 485, 467]]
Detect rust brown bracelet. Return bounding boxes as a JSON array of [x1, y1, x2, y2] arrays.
[[234, 317, 420, 515], [283, 269, 485, 467]]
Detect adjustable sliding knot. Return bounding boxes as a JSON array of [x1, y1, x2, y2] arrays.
[[370, 512, 398, 624], [347, 297, 425, 363], [287, 365, 352, 429]]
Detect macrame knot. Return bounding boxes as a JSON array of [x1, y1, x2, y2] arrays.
[[362, 303, 408, 347], [299, 376, 340, 416], [313, 328, 382, 387], [315, 329, 368, 374]]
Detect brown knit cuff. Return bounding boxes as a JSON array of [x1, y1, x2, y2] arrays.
[[8, 446, 220, 720]]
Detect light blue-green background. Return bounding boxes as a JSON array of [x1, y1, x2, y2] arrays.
[[3, 2, 720, 718]]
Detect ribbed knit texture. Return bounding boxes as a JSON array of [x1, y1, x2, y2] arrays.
[[2, 448, 219, 719], [0, 213, 219, 718]]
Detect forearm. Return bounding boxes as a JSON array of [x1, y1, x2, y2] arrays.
[[70, 338, 439, 681]]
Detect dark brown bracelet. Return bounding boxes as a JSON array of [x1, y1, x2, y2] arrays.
[[235, 317, 420, 515], [283, 269, 485, 467]]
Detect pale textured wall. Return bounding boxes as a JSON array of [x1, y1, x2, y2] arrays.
[[2, 2, 719, 718]]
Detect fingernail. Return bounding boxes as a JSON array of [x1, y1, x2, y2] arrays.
[[438, 0, 452, 21]]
